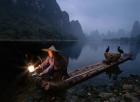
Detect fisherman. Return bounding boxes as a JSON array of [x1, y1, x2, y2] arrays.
[[36, 45, 69, 81]]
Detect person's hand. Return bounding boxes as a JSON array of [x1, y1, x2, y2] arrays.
[[32, 72, 37, 77], [35, 66, 39, 70], [35, 65, 41, 70], [39, 72, 43, 76]]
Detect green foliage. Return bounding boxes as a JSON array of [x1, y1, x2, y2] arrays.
[[0, 15, 77, 40], [0, 0, 81, 41]]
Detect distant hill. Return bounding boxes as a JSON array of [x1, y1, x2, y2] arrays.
[[87, 30, 102, 41], [0, 0, 85, 40], [131, 20, 140, 39]]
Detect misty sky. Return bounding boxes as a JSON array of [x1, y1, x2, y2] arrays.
[[56, 0, 140, 34]]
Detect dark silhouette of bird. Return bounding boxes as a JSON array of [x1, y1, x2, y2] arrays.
[[105, 46, 110, 52], [118, 46, 124, 54], [104, 46, 122, 64]]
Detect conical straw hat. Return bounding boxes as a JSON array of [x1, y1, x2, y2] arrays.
[[42, 45, 59, 52]]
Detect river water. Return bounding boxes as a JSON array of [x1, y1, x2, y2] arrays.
[[0, 41, 140, 102]]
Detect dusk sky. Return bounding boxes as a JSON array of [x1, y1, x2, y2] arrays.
[[56, 0, 140, 34]]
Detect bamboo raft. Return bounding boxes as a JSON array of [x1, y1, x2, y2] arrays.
[[37, 53, 132, 91]]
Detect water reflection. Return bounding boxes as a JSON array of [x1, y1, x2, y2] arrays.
[[105, 66, 122, 80], [61, 41, 84, 59], [129, 41, 140, 59]]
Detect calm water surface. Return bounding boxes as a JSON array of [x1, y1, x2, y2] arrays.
[[0, 41, 140, 101]]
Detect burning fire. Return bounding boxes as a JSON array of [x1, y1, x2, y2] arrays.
[[28, 65, 35, 73]]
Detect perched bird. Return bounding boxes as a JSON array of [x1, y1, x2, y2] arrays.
[[104, 46, 121, 64], [105, 46, 110, 53], [118, 46, 124, 54]]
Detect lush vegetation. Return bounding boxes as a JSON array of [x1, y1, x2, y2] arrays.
[[0, 0, 84, 41]]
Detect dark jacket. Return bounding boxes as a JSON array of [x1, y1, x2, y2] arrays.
[[52, 56, 69, 81]]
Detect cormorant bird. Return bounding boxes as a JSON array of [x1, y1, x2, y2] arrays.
[[104, 46, 122, 64], [105, 46, 110, 52], [118, 46, 124, 54]]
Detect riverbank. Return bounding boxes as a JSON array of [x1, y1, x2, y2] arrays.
[[68, 74, 140, 102], [13, 74, 140, 102]]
